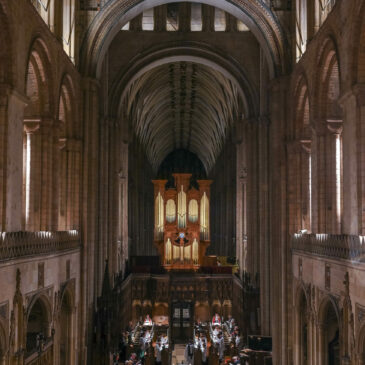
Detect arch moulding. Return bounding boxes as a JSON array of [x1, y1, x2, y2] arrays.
[[80, 0, 287, 79]]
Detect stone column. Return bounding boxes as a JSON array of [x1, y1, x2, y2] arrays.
[[258, 117, 270, 335], [24, 119, 41, 231], [326, 119, 343, 234], [268, 76, 289, 364], [340, 84, 365, 234], [40, 118, 56, 231], [0, 86, 28, 232], [80, 77, 100, 365], [66, 138, 82, 230]]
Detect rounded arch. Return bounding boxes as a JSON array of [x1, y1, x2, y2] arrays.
[[58, 73, 78, 138], [112, 43, 258, 118], [24, 37, 55, 118], [292, 74, 311, 140], [315, 37, 342, 122], [80, 0, 287, 79], [0, 1, 14, 85]]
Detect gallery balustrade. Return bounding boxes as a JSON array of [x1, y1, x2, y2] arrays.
[[292, 233, 365, 261], [0, 230, 80, 261]]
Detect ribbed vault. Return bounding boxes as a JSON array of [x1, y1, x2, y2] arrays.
[[124, 61, 242, 172]]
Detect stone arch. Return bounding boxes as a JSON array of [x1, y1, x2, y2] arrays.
[[294, 284, 310, 365], [24, 37, 55, 118], [357, 321, 365, 362], [59, 286, 74, 365], [0, 317, 7, 365], [0, 1, 14, 85], [80, 0, 287, 79], [26, 294, 53, 355], [312, 37, 342, 234], [111, 44, 258, 119], [318, 295, 341, 365], [292, 74, 311, 140], [315, 37, 342, 122]]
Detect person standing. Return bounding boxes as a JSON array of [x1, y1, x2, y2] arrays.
[[185, 341, 195, 365], [155, 340, 163, 365]]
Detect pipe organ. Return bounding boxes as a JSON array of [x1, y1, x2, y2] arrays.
[[152, 174, 212, 269]]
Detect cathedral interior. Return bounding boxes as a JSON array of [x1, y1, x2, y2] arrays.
[[0, 0, 365, 364]]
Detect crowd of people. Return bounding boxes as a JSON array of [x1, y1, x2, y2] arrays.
[[112, 313, 243, 365], [186, 313, 242, 365], [112, 315, 170, 365]]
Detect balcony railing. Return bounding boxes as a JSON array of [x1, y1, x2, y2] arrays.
[[0, 230, 80, 261], [292, 233, 365, 262]]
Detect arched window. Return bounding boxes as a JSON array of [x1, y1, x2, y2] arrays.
[[26, 299, 51, 356], [296, 0, 308, 61], [142, 8, 154, 30], [237, 20, 249, 31], [191, 3, 202, 31], [214, 8, 226, 31], [167, 3, 178, 31]]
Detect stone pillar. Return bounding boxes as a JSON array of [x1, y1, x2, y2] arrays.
[[40, 118, 56, 231], [66, 138, 82, 230], [154, 5, 167, 31], [24, 119, 41, 231], [179, 2, 191, 32], [268, 76, 289, 364], [340, 84, 365, 234], [235, 118, 246, 277], [258, 117, 270, 335], [0, 86, 28, 232], [80, 77, 100, 365], [202, 4, 214, 32], [326, 119, 343, 234]]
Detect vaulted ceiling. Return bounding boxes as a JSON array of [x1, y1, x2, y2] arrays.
[[124, 61, 242, 172]]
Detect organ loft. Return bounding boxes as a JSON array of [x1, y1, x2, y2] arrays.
[[153, 174, 212, 269]]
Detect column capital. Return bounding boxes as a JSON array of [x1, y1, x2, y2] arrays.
[[326, 119, 343, 135], [23, 118, 41, 134], [300, 139, 312, 153], [58, 138, 67, 150]]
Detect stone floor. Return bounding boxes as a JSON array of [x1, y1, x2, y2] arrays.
[[171, 344, 187, 365]]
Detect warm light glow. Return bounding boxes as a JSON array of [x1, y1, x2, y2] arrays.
[[25, 134, 32, 224], [142, 8, 154, 30], [309, 155, 312, 231], [336, 135, 342, 227]]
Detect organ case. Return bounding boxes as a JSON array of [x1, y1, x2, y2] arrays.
[[152, 173, 212, 269]]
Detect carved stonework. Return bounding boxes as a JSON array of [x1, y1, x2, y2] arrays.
[[356, 303, 365, 324], [0, 301, 9, 321], [38, 262, 45, 289]]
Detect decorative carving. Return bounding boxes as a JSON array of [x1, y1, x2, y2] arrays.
[[38, 262, 45, 289], [0, 231, 80, 261]]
